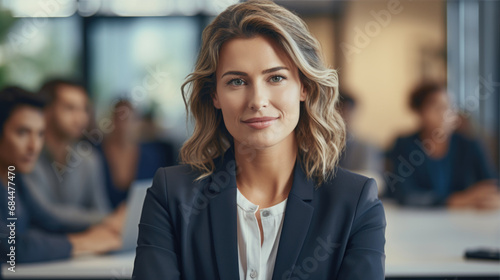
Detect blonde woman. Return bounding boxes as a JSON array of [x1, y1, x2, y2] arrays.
[[132, 1, 385, 279]]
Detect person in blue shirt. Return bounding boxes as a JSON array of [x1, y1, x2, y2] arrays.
[[0, 86, 121, 265], [386, 82, 500, 208], [96, 99, 176, 209]]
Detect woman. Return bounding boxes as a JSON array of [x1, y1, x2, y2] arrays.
[[386, 82, 499, 208], [132, 1, 386, 279]]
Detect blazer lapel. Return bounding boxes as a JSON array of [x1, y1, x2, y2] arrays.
[[272, 160, 315, 280], [208, 149, 240, 280], [207, 149, 316, 280]]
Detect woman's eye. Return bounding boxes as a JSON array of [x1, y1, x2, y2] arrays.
[[16, 129, 27, 136], [270, 75, 284, 83], [228, 78, 245, 86]]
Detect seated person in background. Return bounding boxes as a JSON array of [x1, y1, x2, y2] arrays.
[[338, 91, 385, 194], [0, 87, 121, 263], [96, 99, 176, 209], [386, 82, 500, 209], [23, 79, 111, 232]]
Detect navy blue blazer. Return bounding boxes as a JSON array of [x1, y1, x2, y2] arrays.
[[132, 148, 386, 280]]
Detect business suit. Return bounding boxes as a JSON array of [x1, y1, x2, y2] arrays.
[[132, 148, 386, 280]]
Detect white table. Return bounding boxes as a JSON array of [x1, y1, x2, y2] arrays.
[[2, 201, 500, 279], [384, 202, 500, 278], [2, 253, 135, 279]]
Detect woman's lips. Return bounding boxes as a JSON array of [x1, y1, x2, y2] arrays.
[[242, 117, 279, 129], [21, 156, 35, 164]]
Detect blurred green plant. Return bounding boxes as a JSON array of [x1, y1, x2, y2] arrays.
[[0, 9, 18, 87]]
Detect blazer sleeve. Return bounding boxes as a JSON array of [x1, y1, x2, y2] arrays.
[[132, 168, 181, 280], [337, 178, 386, 280]]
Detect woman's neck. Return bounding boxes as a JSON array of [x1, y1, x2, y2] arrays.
[[419, 128, 451, 159], [234, 135, 297, 208]]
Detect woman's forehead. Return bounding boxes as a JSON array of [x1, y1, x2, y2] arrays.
[[216, 35, 297, 77]]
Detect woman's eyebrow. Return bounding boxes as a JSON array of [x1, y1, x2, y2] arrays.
[[221, 66, 289, 78], [221, 71, 247, 78], [262, 66, 289, 74]]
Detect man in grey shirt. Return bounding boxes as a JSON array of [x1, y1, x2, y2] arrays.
[[23, 79, 111, 233]]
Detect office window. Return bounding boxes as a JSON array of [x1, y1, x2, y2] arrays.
[[87, 16, 199, 142]]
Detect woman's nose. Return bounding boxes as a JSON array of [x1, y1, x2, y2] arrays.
[[248, 83, 269, 111]]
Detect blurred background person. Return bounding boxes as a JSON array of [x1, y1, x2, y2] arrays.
[[96, 99, 176, 209], [385, 82, 500, 208], [23, 79, 111, 233], [338, 91, 385, 195], [0, 86, 121, 263]]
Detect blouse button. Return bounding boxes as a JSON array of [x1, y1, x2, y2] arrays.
[[261, 210, 270, 217], [250, 269, 258, 278]]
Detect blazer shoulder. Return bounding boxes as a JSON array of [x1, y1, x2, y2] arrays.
[[322, 168, 384, 227], [158, 164, 200, 179], [331, 167, 373, 189], [318, 167, 379, 203], [151, 164, 207, 201]]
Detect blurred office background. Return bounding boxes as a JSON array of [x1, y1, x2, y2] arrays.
[[0, 0, 500, 165], [0, 0, 498, 166], [1, 0, 500, 279]]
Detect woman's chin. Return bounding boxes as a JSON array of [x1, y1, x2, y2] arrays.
[[234, 138, 279, 150]]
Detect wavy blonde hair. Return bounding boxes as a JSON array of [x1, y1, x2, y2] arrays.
[[180, 0, 345, 185]]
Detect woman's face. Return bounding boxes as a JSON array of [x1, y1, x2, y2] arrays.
[[213, 35, 306, 150], [420, 90, 453, 132]]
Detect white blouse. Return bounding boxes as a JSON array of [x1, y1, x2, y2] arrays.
[[236, 188, 288, 280]]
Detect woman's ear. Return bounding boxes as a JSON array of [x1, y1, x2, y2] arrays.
[[212, 92, 221, 109], [300, 83, 307, 102]]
